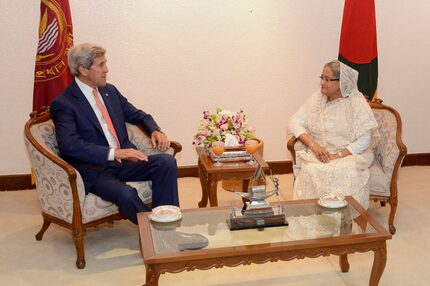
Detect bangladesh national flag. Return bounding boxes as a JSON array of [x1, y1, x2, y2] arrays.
[[338, 0, 378, 100]]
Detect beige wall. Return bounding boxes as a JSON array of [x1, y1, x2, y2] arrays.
[[1, 0, 429, 175]]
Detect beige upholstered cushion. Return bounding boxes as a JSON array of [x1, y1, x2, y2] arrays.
[[370, 109, 401, 196], [372, 109, 400, 176], [82, 181, 152, 223], [368, 159, 390, 196]]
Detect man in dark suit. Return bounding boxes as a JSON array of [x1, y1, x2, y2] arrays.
[[51, 43, 179, 224]]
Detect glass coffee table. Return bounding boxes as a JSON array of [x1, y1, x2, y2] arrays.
[[137, 196, 391, 286]]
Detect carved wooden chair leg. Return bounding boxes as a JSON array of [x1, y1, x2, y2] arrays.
[[73, 227, 86, 269], [388, 199, 398, 235], [35, 218, 51, 240]]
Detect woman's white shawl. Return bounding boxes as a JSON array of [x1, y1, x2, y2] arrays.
[[291, 63, 378, 208]]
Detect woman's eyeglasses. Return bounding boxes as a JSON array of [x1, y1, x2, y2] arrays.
[[319, 75, 339, 83]]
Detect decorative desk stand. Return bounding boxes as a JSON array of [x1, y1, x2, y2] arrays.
[[226, 163, 288, 230]]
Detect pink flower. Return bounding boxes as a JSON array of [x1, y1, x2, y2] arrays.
[[201, 128, 211, 136], [197, 135, 206, 142], [203, 111, 210, 119], [193, 108, 255, 147]]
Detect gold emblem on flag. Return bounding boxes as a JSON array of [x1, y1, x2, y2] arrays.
[[34, 0, 73, 82]]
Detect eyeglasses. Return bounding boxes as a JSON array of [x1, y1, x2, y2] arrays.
[[319, 75, 339, 83]]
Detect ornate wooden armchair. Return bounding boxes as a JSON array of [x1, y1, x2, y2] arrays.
[[24, 107, 182, 269], [287, 101, 407, 234]]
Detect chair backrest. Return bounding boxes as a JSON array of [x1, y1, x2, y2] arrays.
[[369, 102, 407, 195], [29, 119, 59, 156], [24, 109, 85, 223]]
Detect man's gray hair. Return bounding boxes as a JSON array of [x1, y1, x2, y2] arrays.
[[324, 60, 341, 79], [68, 43, 106, 77]]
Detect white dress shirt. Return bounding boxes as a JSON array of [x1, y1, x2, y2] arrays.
[[75, 78, 117, 160]]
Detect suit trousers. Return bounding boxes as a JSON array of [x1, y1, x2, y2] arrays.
[[89, 153, 179, 224]]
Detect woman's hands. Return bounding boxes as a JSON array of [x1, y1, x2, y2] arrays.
[[309, 143, 350, 163], [309, 143, 330, 163], [299, 134, 349, 163], [328, 153, 340, 161]]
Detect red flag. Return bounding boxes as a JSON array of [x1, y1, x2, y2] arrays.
[[33, 0, 73, 111], [338, 0, 378, 100]]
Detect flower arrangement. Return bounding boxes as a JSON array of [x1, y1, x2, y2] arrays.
[[193, 108, 255, 147]]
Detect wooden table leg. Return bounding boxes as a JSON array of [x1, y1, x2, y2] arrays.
[[198, 160, 209, 207], [339, 254, 349, 272], [208, 175, 219, 207], [369, 243, 387, 286], [145, 265, 160, 286]]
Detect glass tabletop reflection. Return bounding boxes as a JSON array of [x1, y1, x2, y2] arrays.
[[148, 200, 377, 254]]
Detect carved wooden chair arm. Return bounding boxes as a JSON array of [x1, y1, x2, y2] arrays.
[[287, 136, 298, 164]]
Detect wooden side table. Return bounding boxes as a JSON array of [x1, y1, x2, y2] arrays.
[[196, 147, 269, 207]]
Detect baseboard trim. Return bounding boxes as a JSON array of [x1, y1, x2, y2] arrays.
[[266, 161, 293, 175], [1, 153, 429, 191], [177, 165, 198, 177], [401, 153, 430, 166], [0, 174, 34, 191]]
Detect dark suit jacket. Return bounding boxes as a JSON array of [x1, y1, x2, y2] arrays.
[[50, 80, 160, 193]]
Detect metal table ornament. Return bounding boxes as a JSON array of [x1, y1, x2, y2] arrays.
[[226, 162, 288, 230]]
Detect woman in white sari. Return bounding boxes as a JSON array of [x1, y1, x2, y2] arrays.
[[288, 60, 378, 208]]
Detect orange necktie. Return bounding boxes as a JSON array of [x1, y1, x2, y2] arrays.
[[92, 88, 121, 148]]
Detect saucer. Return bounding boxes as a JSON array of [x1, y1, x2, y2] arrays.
[[317, 195, 347, 209], [150, 205, 182, 223]]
